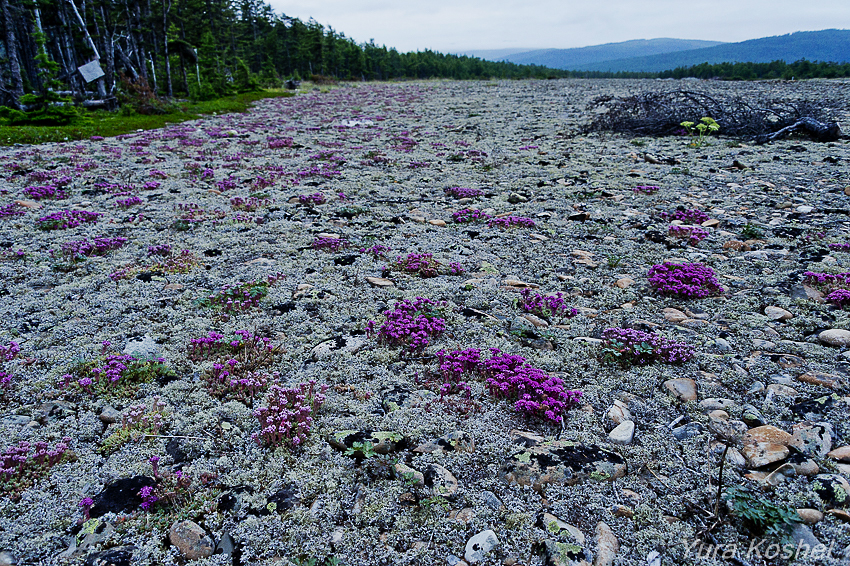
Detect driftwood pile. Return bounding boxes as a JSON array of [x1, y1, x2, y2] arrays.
[[586, 89, 842, 144]]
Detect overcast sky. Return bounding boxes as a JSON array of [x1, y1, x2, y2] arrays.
[[267, 0, 849, 53]]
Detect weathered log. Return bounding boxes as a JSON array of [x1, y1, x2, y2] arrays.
[[754, 117, 841, 144]]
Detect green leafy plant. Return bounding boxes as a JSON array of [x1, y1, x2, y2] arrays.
[[725, 485, 801, 541], [680, 117, 719, 148], [607, 255, 624, 269], [741, 223, 763, 240], [344, 440, 378, 459]]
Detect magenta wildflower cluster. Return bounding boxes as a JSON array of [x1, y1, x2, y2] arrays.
[[633, 185, 659, 194], [52, 237, 128, 261], [647, 262, 722, 298], [393, 252, 440, 278], [668, 225, 709, 245], [61, 352, 173, 397], [436, 348, 582, 423], [0, 341, 20, 390], [201, 274, 283, 312], [452, 209, 490, 224], [299, 192, 327, 205], [312, 237, 350, 252], [366, 297, 446, 352], [252, 381, 328, 448], [268, 137, 294, 149], [518, 289, 578, 322], [230, 196, 273, 211], [803, 271, 850, 288], [188, 329, 273, 362], [22, 185, 70, 200], [600, 327, 694, 366], [0, 203, 25, 218], [361, 244, 390, 258], [661, 208, 709, 224], [828, 243, 850, 251], [444, 187, 483, 199], [488, 216, 535, 229], [36, 210, 101, 230], [1, 438, 72, 499]]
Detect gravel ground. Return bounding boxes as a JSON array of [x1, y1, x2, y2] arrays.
[[0, 78, 849, 566]]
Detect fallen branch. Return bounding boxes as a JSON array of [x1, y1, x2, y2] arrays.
[[754, 117, 841, 144]]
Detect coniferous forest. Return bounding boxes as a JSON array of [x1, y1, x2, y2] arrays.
[[0, 0, 566, 115]]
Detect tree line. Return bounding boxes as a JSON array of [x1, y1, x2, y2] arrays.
[[0, 0, 567, 113]]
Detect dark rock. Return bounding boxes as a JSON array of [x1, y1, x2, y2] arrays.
[[812, 474, 850, 507], [791, 395, 839, 420], [327, 430, 405, 455], [501, 441, 626, 491], [265, 484, 300, 513], [90, 476, 156, 517], [413, 431, 475, 454], [533, 539, 592, 566], [84, 547, 134, 566]]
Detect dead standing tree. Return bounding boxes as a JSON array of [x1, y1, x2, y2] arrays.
[[586, 89, 842, 144]]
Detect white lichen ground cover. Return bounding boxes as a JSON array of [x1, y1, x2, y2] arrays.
[[0, 79, 849, 565]]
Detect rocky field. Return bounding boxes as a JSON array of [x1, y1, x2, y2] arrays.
[[1, 78, 849, 566]]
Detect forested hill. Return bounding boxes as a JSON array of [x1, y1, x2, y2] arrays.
[[0, 0, 565, 112], [570, 30, 850, 72]]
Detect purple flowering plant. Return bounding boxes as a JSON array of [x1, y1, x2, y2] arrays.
[[668, 225, 709, 246], [100, 397, 168, 454], [488, 216, 535, 229], [62, 353, 174, 398], [35, 210, 101, 230], [518, 289, 578, 323], [660, 208, 709, 224], [600, 327, 694, 366], [647, 262, 722, 298], [434, 348, 582, 423], [444, 187, 484, 199], [252, 381, 328, 448], [1, 438, 73, 500], [366, 297, 446, 353]]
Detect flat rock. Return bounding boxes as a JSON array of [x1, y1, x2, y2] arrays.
[[764, 306, 793, 321], [827, 446, 850, 462], [606, 400, 631, 424], [818, 329, 850, 347], [123, 334, 159, 358], [791, 422, 833, 457], [796, 508, 824, 524], [365, 276, 394, 287], [796, 371, 846, 390], [614, 278, 634, 289], [607, 421, 635, 445], [502, 441, 627, 491], [169, 520, 214, 560], [594, 522, 618, 566], [464, 530, 499, 563], [663, 378, 697, 401], [310, 335, 367, 361], [662, 308, 687, 323]]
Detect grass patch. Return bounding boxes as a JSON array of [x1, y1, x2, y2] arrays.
[[0, 90, 294, 146]]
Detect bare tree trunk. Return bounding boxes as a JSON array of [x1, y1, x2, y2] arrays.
[[162, 0, 172, 97], [99, 2, 115, 94], [1, 0, 25, 109]]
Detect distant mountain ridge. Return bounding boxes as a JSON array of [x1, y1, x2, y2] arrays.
[[476, 30, 850, 73], [463, 38, 725, 69]]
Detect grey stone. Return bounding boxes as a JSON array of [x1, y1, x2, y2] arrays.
[[608, 421, 635, 445], [483, 490, 503, 511], [465, 529, 499, 563], [672, 422, 705, 440], [123, 334, 159, 358]]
